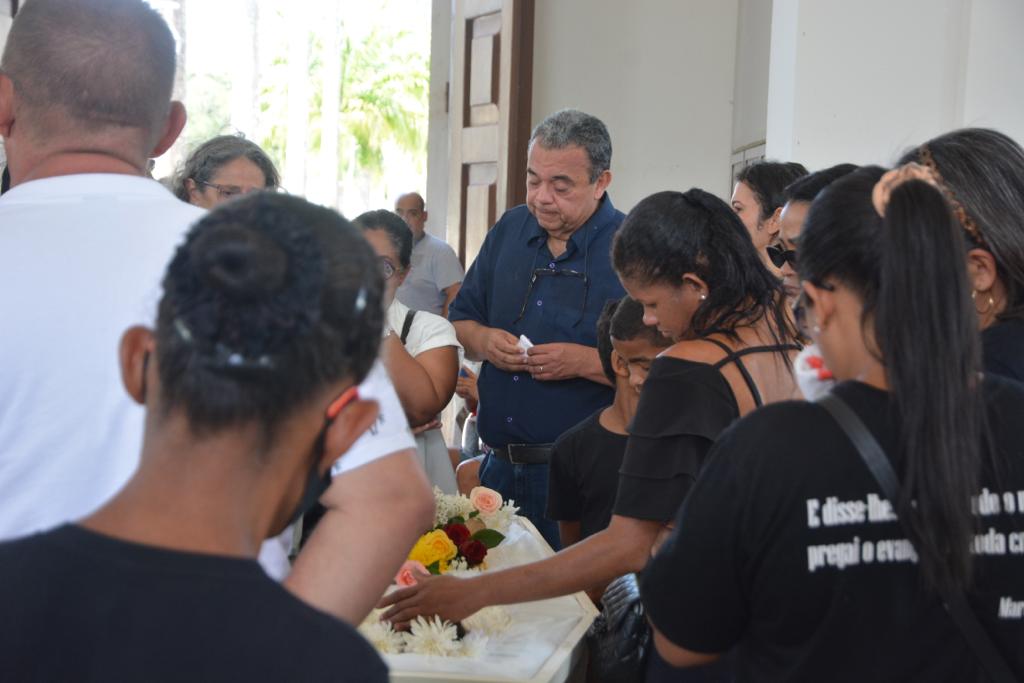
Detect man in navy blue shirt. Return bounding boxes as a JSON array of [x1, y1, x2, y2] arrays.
[[449, 109, 625, 548]]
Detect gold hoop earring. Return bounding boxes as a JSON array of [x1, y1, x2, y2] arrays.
[[972, 290, 995, 315]]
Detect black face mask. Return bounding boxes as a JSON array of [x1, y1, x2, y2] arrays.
[[289, 424, 334, 526]]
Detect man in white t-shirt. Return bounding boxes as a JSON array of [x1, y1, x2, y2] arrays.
[[0, 0, 433, 626]]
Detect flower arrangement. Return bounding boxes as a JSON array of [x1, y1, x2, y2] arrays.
[[359, 606, 511, 658], [403, 486, 518, 577]]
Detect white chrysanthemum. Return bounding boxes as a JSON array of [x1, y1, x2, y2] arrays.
[[358, 611, 405, 654], [447, 557, 470, 573], [433, 488, 477, 527], [462, 606, 512, 636], [458, 631, 489, 658], [402, 616, 461, 656], [479, 501, 518, 534]]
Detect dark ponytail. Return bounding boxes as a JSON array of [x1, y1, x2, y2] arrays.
[[899, 128, 1024, 321], [800, 168, 985, 593], [612, 189, 797, 345]]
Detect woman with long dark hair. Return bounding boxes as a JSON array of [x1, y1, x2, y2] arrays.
[[380, 190, 801, 648], [641, 168, 1024, 680], [897, 128, 1024, 382]]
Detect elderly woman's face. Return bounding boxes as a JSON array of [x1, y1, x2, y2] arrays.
[[188, 157, 268, 209]]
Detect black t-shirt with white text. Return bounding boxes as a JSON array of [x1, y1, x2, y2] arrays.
[[642, 379, 1024, 682], [546, 409, 628, 540], [0, 525, 388, 682]]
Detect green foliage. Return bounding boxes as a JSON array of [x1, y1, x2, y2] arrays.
[[471, 529, 505, 549], [182, 72, 233, 148], [323, 26, 428, 179]]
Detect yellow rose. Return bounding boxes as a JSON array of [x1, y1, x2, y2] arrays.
[[407, 530, 458, 569]]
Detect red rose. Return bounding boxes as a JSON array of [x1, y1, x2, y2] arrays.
[[460, 539, 487, 566], [444, 523, 471, 547]]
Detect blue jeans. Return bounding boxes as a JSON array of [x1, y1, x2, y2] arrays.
[[479, 452, 561, 551]]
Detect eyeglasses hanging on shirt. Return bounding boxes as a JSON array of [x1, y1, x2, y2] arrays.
[[514, 226, 592, 327]]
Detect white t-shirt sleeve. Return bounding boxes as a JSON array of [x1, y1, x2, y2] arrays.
[[405, 311, 463, 357], [330, 360, 415, 476]]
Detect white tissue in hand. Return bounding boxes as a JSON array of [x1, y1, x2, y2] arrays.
[[517, 335, 534, 355]]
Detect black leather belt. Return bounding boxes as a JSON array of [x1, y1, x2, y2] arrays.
[[490, 443, 554, 465]]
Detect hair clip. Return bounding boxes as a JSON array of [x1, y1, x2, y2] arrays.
[[205, 343, 276, 373], [173, 318, 194, 343], [353, 285, 368, 315], [918, 145, 988, 248]]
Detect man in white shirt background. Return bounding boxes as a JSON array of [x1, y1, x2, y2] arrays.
[[0, 0, 432, 626], [394, 191, 465, 317]]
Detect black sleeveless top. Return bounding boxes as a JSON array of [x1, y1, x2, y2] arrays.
[[613, 340, 799, 522]]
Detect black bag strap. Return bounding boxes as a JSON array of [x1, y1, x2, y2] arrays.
[[818, 393, 1018, 683], [400, 309, 417, 346]]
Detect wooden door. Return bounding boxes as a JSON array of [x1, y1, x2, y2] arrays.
[[447, 0, 534, 268]]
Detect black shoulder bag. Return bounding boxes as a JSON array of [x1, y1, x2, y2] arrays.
[[400, 309, 416, 345], [818, 393, 1018, 683], [585, 573, 651, 683]]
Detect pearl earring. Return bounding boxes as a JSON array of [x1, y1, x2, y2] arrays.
[[700, 293, 707, 300]]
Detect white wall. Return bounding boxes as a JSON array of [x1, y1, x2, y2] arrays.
[[961, 0, 1024, 144], [531, 0, 740, 211], [732, 0, 772, 152], [767, 0, 967, 169], [766, 0, 1024, 171]]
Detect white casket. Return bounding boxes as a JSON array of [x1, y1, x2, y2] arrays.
[[385, 517, 598, 683]]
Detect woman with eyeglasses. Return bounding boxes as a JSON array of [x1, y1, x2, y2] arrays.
[[173, 134, 280, 209], [641, 168, 1024, 681], [896, 129, 1024, 383], [381, 190, 800, 665], [356, 209, 461, 493]]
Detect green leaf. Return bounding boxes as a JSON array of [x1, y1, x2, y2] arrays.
[[447, 516, 465, 526], [471, 529, 505, 549], [468, 511, 480, 519], [425, 561, 441, 575]]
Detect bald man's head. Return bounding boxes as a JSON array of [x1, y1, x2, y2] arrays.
[[395, 192, 428, 238], [1, 0, 176, 144]]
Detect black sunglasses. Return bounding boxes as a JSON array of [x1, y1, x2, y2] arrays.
[[514, 229, 593, 327], [514, 267, 589, 325], [767, 244, 797, 269]]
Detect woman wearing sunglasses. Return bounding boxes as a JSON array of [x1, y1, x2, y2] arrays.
[[642, 168, 1024, 681], [356, 209, 462, 493], [731, 160, 808, 275], [771, 164, 860, 303]]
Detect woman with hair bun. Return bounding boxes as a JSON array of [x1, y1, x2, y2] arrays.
[[898, 128, 1024, 382], [641, 168, 1024, 680], [0, 193, 390, 680]]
